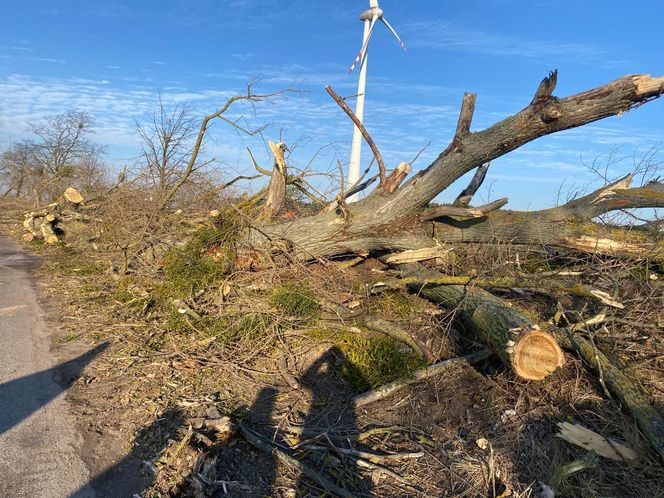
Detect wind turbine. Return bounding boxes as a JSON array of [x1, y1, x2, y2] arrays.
[[346, 0, 405, 202]]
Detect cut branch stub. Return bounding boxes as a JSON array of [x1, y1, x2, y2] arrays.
[[262, 141, 288, 219], [455, 92, 477, 137], [531, 69, 558, 104], [453, 162, 490, 207], [383, 162, 412, 194]]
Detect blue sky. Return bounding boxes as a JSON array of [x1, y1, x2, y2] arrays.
[[1, 0, 663, 209]]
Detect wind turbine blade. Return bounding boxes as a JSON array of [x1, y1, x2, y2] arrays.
[[380, 17, 406, 51], [348, 15, 379, 73]]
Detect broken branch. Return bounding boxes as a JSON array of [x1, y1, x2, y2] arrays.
[[354, 350, 492, 408], [423, 197, 508, 221], [325, 85, 386, 187]]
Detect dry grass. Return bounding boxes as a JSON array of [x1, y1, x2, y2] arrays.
[[2, 198, 663, 497]]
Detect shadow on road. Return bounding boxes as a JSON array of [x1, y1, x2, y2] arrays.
[[0, 342, 109, 435]]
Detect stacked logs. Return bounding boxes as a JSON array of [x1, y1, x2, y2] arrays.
[[22, 187, 84, 244]]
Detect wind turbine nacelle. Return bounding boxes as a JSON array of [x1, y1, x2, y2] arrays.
[[359, 7, 383, 21]]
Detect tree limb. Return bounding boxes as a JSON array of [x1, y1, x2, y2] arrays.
[[453, 162, 491, 207], [423, 197, 508, 221], [325, 85, 386, 187]]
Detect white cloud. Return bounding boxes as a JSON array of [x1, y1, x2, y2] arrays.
[[403, 20, 624, 67], [0, 71, 661, 209], [27, 56, 66, 64]]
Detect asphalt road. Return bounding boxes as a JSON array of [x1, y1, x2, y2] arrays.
[[0, 237, 95, 498]]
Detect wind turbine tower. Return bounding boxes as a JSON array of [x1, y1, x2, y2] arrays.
[[347, 0, 405, 201]]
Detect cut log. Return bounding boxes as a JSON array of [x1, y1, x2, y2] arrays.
[[63, 187, 84, 205], [39, 222, 59, 245], [397, 263, 564, 380]]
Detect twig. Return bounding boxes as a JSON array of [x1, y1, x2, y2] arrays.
[[303, 444, 424, 462], [356, 458, 423, 494], [278, 354, 300, 389], [362, 317, 434, 363], [238, 422, 354, 498], [196, 474, 251, 493], [408, 142, 431, 166], [246, 147, 273, 176], [337, 159, 345, 198]]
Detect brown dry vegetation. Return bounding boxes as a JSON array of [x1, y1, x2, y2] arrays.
[[2, 194, 663, 497]]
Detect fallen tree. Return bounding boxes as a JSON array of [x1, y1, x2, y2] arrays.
[[250, 71, 664, 260]]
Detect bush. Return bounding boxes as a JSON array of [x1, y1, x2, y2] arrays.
[[163, 211, 243, 293]]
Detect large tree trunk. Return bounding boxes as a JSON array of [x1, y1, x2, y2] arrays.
[[254, 72, 664, 260], [432, 176, 664, 258]]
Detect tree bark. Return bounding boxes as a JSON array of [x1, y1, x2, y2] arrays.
[[256, 72, 664, 260], [432, 177, 664, 258]]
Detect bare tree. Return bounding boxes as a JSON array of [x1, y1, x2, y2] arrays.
[[135, 96, 202, 204], [1, 141, 32, 197], [1, 111, 106, 204]]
